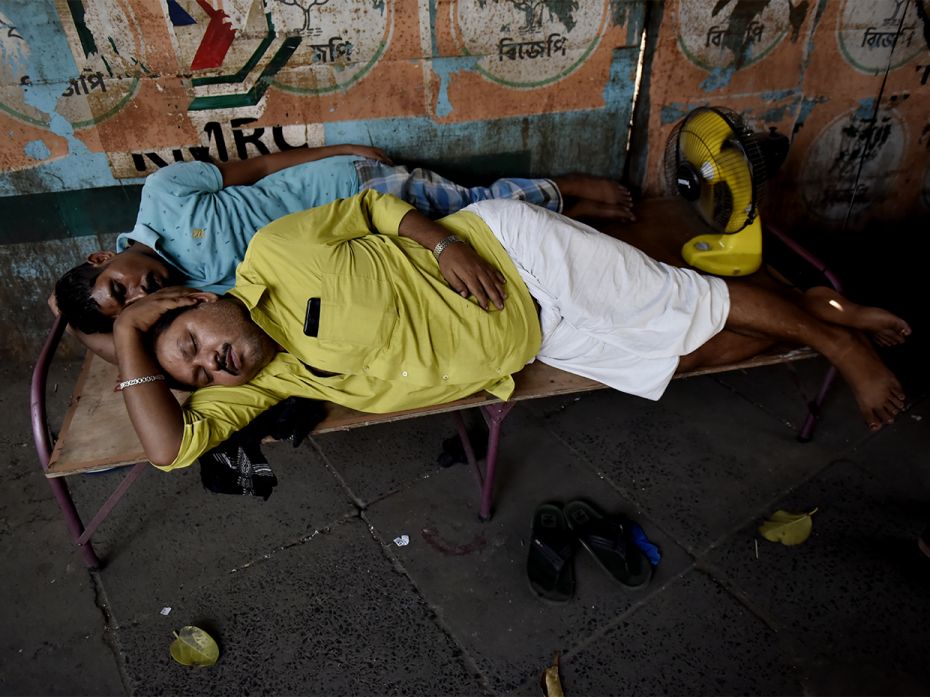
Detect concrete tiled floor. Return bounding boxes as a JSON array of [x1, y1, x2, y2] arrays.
[[3, 354, 929, 695]]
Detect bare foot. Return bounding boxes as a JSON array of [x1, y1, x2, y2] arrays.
[[831, 334, 907, 431], [552, 173, 633, 207], [803, 287, 911, 347], [563, 197, 636, 221]]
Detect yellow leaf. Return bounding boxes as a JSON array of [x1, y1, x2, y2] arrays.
[[758, 508, 818, 546], [539, 652, 564, 697], [169, 626, 219, 668]]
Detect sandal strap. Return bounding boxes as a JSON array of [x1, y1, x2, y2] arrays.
[[532, 537, 572, 572], [585, 520, 628, 559]]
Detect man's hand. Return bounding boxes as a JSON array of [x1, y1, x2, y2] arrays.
[[114, 286, 204, 336], [112, 288, 195, 467], [341, 145, 393, 164], [394, 207, 507, 311], [438, 242, 507, 311], [219, 144, 393, 186]]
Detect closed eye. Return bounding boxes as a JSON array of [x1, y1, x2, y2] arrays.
[[186, 333, 212, 387]]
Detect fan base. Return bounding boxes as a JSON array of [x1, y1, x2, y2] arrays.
[[682, 220, 762, 277]]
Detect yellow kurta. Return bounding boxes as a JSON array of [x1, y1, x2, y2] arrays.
[[167, 190, 541, 470]]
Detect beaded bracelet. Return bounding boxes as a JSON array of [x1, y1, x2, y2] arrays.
[[116, 374, 165, 391]]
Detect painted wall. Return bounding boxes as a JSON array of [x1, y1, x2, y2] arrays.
[[1, 0, 928, 363], [632, 0, 930, 234], [0, 0, 645, 361]]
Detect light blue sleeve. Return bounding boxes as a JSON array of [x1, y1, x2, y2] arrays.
[[143, 161, 223, 197]]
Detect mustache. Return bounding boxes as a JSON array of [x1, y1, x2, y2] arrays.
[[218, 343, 237, 376]]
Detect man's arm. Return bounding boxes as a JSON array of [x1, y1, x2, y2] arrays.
[[70, 327, 117, 363], [48, 292, 118, 363], [218, 144, 392, 187], [265, 190, 508, 310], [112, 289, 202, 467], [395, 209, 507, 310]]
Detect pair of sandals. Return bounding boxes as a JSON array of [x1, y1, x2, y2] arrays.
[[527, 500, 653, 602]]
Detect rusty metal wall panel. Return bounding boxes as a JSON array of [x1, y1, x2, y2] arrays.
[[637, 0, 929, 235]]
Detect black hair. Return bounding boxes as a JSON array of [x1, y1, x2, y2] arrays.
[[54, 262, 113, 334]]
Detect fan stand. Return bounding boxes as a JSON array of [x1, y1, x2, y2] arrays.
[[681, 216, 762, 277]]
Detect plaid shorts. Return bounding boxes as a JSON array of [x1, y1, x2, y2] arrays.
[[355, 160, 562, 218]]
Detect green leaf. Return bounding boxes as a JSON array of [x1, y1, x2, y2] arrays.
[[169, 626, 219, 668], [758, 508, 818, 546]]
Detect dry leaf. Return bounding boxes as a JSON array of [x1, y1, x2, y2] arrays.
[[539, 652, 564, 697], [758, 508, 818, 546], [169, 626, 219, 668]]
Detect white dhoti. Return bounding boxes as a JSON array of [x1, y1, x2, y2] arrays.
[[466, 199, 730, 400]]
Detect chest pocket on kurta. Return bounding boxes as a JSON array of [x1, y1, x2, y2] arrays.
[[318, 272, 397, 350]]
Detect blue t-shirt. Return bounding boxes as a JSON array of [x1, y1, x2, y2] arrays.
[[116, 156, 363, 292]]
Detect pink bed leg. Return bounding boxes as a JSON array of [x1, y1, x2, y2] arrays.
[[31, 317, 101, 569], [798, 366, 838, 443], [766, 224, 843, 442], [477, 402, 515, 521], [77, 463, 148, 546]]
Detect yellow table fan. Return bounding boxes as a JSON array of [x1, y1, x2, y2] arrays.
[[664, 106, 789, 276]]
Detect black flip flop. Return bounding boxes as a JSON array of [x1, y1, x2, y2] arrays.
[[527, 504, 575, 602], [563, 500, 652, 590]]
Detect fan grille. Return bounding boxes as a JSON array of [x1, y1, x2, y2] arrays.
[[663, 106, 768, 234]]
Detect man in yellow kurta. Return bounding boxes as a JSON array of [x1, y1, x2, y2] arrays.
[[116, 190, 550, 470], [113, 191, 906, 472], [173, 190, 541, 467]]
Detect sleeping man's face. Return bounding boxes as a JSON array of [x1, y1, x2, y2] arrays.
[[154, 297, 279, 389]]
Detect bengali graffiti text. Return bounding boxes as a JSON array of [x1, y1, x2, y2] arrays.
[[705, 20, 764, 48], [309, 36, 353, 63], [860, 25, 916, 49], [497, 33, 567, 61]]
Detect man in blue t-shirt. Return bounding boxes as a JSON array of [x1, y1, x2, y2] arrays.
[[53, 143, 635, 361]]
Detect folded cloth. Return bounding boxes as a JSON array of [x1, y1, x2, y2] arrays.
[[200, 438, 277, 499], [198, 397, 327, 499]]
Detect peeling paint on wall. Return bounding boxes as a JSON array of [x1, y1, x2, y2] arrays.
[[450, 0, 608, 88], [677, 0, 792, 75], [429, 55, 480, 118], [836, 0, 925, 74], [1, 0, 643, 191], [0, 3, 123, 193], [640, 0, 928, 239], [800, 102, 907, 222]]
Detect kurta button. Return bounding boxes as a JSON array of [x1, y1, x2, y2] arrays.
[[402, 371, 408, 377], [364, 366, 370, 372], [442, 375, 448, 381]]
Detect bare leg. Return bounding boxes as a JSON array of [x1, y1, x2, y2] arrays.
[[802, 286, 911, 347], [553, 174, 635, 221], [680, 280, 907, 429], [677, 331, 774, 374], [718, 280, 906, 431]]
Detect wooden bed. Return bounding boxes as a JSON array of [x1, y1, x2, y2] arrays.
[[32, 198, 835, 568]]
